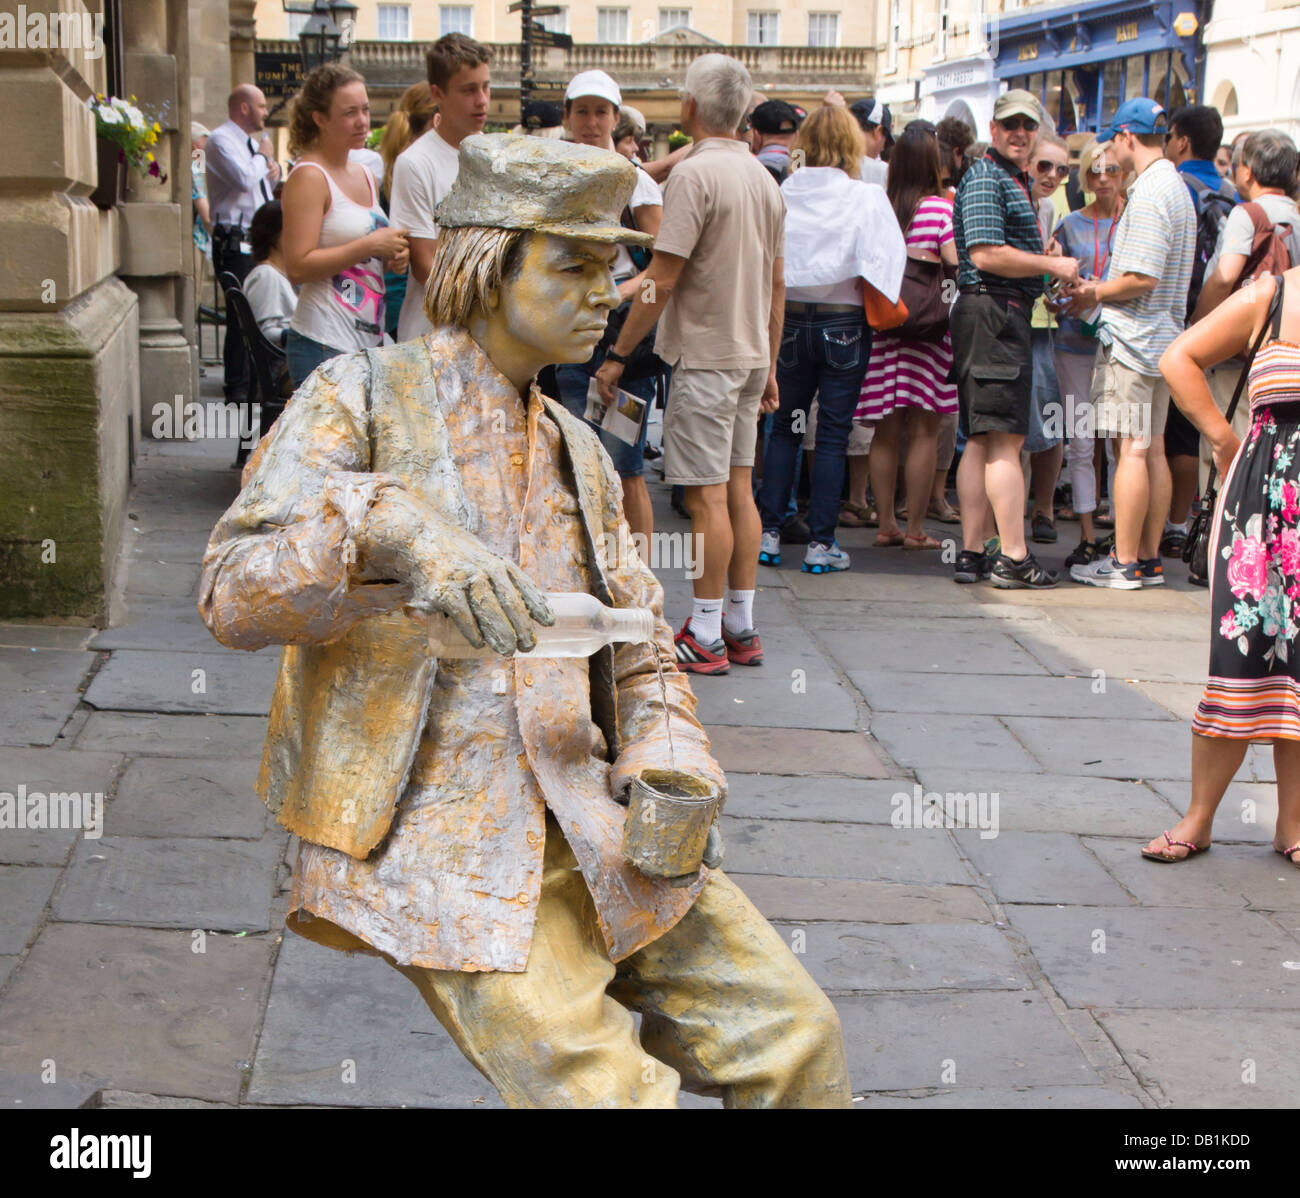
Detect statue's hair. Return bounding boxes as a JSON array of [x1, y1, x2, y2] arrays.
[[424, 225, 528, 329]]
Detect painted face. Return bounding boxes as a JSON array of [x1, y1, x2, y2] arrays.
[[434, 63, 491, 137], [316, 81, 370, 149], [491, 234, 621, 367], [567, 97, 618, 148]]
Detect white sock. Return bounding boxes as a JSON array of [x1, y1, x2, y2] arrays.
[[1165, 519, 1188, 534], [689, 598, 723, 644], [723, 589, 755, 635]]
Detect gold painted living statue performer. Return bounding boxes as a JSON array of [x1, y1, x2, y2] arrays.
[[200, 134, 852, 1108]]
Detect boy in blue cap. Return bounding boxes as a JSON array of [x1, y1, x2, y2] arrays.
[[1067, 98, 1196, 590]]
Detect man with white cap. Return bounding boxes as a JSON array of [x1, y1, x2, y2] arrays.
[[556, 69, 664, 545]]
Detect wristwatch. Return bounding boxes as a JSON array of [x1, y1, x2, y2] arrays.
[[604, 347, 630, 366]]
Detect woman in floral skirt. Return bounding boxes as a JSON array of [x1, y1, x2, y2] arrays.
[[1150, 270, 1300, 865]]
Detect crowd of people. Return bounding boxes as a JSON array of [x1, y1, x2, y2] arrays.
[[195, 40, 1300, 866]]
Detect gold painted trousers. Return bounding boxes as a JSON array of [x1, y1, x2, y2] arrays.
[[387, 812, 854, 1108]]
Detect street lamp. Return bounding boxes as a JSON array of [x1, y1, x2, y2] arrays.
[[283, 0, 358, 73]]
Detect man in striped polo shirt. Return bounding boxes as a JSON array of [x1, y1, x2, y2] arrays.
[[951, 89, 1080, 588], [1067, 98, 1196, 590]]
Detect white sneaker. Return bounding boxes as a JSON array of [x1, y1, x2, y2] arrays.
[[802, 541, 850, 574], [759, 530, 781, 566]]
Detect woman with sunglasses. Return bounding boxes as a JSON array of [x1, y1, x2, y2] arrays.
[[1049, 139, 1125, 567], [1024, 132, 1072, 546]]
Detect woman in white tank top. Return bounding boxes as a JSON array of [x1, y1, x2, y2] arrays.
[[281, 63, 410, 387]]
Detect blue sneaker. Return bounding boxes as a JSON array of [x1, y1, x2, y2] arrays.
[[802, 541, 851, 574], [1137, 557, 1165, 587], [759, 530, 781, 566], [1070, 553, 1141, 589]]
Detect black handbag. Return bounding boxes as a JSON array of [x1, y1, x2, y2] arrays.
[[897, 255, 957, 343], [1184, 274, 1284, 577]]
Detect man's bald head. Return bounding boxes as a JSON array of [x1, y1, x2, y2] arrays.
[[228, 84, 269, 134]]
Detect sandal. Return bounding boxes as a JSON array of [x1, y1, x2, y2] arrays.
[[1274, 841, 1300, 867], [1140, 830, 1211, 863], [839, 501, 875, 527], [903, 532, 942, 550], [928, 500, 960, 524], [874, 530, 904, 547]]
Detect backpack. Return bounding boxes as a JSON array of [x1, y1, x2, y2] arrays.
[[1235, 201, 1300, 289], [1184, 173, 1236, 318]]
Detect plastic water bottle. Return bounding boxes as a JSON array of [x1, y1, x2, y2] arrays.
[[426, 591, 655, 658]]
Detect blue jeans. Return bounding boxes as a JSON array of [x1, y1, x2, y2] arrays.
[[758, 309, 870, 546], [286, 329, 347, 390], [555, 340, 653, 477]]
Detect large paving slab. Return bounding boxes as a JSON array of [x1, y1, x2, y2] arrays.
[[1084, 836, 1300, 911], [0, 865, 60, 954], [1128, 681, 1205, 721], [784, 567, 983, 603], [0, 1070, 105, 1108], [248, 934, 505, 1108], [53, 836, 285, 932], [971, 582, 1203, 611], [75, 712, 269, 757], [867, 713, 1041, 775], [794, 599, 1046, 631], [1009, 632, 1208, 683], [109, 756, 265, 839], [849, 670, 1173, 719], [688, 622, 859, 731], [720, 817, 971, 885], [723, 774, 909, 824], [90, 600, 231, 652], [915, 769, 1180, 837], [728, 874, 991, 924], [1003, 715, 1192, 780], [857, 1085, 1142, 1108], [705, 726, 885, 777], [123, 559, 201, 600], [0, 923, 274, 1104], [83, 649, 280, 716], [956, 830, 1134, 906], [1146, 779, 1278, 844], [1096, 1009, 1300, 1107], [836, 992, 1101, 1092], [0, 647, 96, 747], [773, 921, 1027, 992], [1042, 607, 1212, 642], [0, 625, 95, 650], [818, 626, 1049, 675], [0, 747, 124, 864], [1007, 905, 1300, 1009]]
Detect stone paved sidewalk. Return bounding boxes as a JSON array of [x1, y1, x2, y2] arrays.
[[2, 416, 1299, 1109]]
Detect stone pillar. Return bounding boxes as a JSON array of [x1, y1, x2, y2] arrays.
[[0, 0, 141, 623], [187, 0, 234, 131], [229, 0, 256, 91], [120, 0, 196, 439]]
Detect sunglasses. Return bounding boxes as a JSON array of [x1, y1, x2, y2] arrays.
[[998, 116, 1039, 133], [1035, 160, 1069, 176], [1089, 163, 1122, 176]]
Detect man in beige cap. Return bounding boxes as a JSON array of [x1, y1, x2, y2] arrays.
[[199, 133, 851, 1109], [950, 88, 1079, 589]]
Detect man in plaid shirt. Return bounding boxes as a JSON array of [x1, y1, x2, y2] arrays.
[[951, 89, 1079, 588]]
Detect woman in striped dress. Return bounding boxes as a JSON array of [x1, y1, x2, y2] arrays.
[[1148, 270, 1300, 866], [856, 123, 959, 550]]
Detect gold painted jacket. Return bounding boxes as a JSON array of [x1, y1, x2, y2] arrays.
[[199, 328, 726, 970]]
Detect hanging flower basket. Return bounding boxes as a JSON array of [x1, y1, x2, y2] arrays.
[[87, 93, 169, 207]]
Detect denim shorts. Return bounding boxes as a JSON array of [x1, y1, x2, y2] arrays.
[[286, 329, 347, 390]]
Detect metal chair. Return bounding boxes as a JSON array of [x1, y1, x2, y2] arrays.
[[218, 271, 289, 467]]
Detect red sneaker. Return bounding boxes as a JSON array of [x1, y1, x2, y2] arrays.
[[673, 621, 730, 674], [721, 625, 763, 666]]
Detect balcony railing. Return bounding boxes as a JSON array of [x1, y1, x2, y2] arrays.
[[257, 39, 875, 92]]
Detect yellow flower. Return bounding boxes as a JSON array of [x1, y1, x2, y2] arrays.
[[130, 94, 137, 102], [152, 121, 160, 132], [146, 152, 154, 161]]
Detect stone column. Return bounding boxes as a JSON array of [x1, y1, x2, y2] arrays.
[[229, 0, 256, 91], [187, 0, 234, 131], [0, 0, 141, 623], [120, 0, 195, 441]]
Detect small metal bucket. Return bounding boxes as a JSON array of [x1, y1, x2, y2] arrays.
[[622, 769, 721, 879]]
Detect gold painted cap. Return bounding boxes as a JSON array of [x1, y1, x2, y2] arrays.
[[435, 133, 655, 248]]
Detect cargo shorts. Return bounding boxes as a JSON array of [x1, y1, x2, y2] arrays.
[[950, 290, 1034, 438]]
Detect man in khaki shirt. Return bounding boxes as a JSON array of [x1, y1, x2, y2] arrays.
[[598, 53, 785, 678]]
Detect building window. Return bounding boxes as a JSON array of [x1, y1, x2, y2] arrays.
[[660, 7, 691, 30], [376, 4, 411, 40], [936, 0, 949, 58], [439, 5, 473, 37], [747, 11, 779, 45], [597, 7, 630, 42], [286, 11, 310, 37], [887, 0, 901, 71], [538, 7, 569, 33], [808, 12, 839, 47]]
